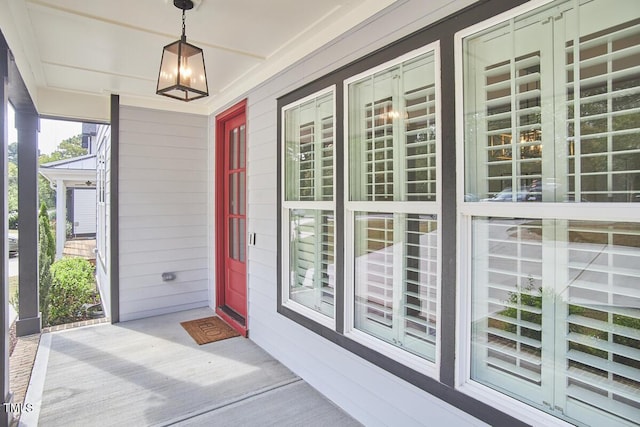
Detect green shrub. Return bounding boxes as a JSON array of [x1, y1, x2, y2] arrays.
[[49, 257, 96, 326], [39, 203, 56, 325], [39, 203, 55, 263]]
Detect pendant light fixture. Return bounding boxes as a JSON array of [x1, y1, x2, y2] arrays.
[[156, 0, 209, 101]]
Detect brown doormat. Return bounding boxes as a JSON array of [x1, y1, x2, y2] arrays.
[[180, 316, 240, 345]]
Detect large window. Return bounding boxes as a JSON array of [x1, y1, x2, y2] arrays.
[[460, 1, 640, 426], [282, 88, 336, 324], [345, 45, 440, 366]]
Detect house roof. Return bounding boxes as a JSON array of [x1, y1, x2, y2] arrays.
[[0, 0, 396, 121], [39, 154, 96, 188], [40, 154, 96, 169]]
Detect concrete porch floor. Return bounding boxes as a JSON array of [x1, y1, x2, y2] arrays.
[[19, 307, 360, 427]]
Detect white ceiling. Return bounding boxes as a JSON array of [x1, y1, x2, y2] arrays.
[[0, 0, 397, 119]]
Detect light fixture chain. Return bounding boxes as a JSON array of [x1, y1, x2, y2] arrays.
[[181, 8, 186, 40]]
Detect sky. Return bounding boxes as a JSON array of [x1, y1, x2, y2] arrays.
[[7, 104, 83, 155]]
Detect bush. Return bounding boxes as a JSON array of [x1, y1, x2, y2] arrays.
[[49, 257, 96, 326], [40, 203, 55, 263], [39, 204, 54, 326]]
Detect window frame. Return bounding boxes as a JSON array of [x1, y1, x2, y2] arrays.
[[96, 129, 108, 269], [343, 42, 443, 377], [275, 1, 540, 426], [454, 1, 640, 426], [280, 85, 337, 329]]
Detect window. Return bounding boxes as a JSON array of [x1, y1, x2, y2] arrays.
[[460, 1, 640, 426], [282, 88, 336, 323], [346, 45, 440, 366], [96, 125, 109, 267]]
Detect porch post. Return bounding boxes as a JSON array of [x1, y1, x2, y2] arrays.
[[55, 179, 66, 259], [0, 38, 11, 427], [15, 110, 40, 336]]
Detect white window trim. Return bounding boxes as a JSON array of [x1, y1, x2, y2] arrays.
[[454, 0, 640, 424], [280, 85, 337, 330], [96, 132, 108, 269], [343, 42, 442, 379]]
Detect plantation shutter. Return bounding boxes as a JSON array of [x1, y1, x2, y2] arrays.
[[561, 222, 640, 425], [283, 90, 335, 319], [466, 2, 639, 425], [405, 83, 437, 201], [298, 121, 315, 200], [321, 116, 334, 200], [349, 48, 439, 362], [566, 20, 640, 203], [355, 212, 395, 332], [364, 97, 395, 201], [560, 17, 640, 424], [319, 211, 334, 311], [483, 51, 543, 198], [472, 219, 547, 403], [354, 213, 438, 360]]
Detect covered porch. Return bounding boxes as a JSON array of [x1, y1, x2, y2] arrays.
[[19, 307, 358, 426]]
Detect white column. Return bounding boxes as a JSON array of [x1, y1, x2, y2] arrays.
[[56, 179, 66, 259]]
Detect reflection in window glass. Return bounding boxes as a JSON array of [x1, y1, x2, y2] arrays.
[[463, 2, 640, 425], [354, 212, 438, 361], [471, 217, 640, 426], [463, 0, 640, 203], [288, 209, 334, 317], [347, 46, 440, 363], [349, 52, 437, 202], [282, 88, 335, 320], [284, 92, 334, 202]]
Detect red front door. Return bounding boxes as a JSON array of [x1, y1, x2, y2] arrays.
[[216, 100, 247, 336]]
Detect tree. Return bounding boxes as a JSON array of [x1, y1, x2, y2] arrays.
[[39, 134, 87, 210], [39, 135, 86, 164], [7, 142, 17, 165], [8, 162, 18, 213]]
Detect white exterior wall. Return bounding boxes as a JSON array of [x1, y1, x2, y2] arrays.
[[222, 1, 485, 425], [119, 106, 209, 321]]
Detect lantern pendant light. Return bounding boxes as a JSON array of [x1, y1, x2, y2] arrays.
[[156, 0, 209, 101]]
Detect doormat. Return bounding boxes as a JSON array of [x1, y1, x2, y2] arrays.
[[180, 316, 240, 345]]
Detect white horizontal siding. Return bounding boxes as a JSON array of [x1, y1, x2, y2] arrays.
[[229, 0, 485, 425], [73, 188, 96, 235], [119, 106, 209, 321]]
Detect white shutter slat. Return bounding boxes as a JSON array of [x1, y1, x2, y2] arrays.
[[567, 314, 640, 340], [490, 313, 543, 332], [486, 327, 543, 349], [567, 367, 640, 407], [566, 383, 640, 425], [568, 332, 640, 363], [486, 356, 542, 383]]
